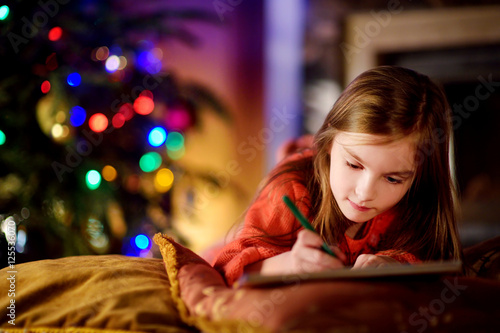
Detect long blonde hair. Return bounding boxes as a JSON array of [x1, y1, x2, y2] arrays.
[[313, 66, 462, 261]]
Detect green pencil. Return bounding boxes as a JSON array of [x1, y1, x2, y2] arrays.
[[282, 195, 336, 257]]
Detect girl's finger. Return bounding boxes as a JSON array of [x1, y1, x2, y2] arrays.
[[296, 229, 324, 248], [296, 230, 346, 266], [352, 254, 370, 269], [329, 245, 347, 263], [298, 247, 344, 269]]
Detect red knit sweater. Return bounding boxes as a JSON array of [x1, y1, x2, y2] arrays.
[[212, 150, 420, 286]]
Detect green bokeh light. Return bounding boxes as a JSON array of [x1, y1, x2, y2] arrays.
[[0, 6, 9, 21], [139, 152, 162, 172], [165, 132, 184, 152], [167, 146, 185, 160], [86, 170, 102, 190], [0, 130, 5, 145]]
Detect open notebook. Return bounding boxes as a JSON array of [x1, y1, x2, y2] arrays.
[[238, 261, 463, 287]]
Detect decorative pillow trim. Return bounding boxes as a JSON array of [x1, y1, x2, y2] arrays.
[[0, 328, 144, 333], [152, 233, 190, 324], [153, 233, 272, 333]]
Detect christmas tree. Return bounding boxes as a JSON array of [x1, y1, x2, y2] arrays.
[[0, 0, 228, 267]]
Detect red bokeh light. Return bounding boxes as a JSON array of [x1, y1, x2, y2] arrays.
[[140, 90, 154, 99], [118, 103, 134, 121], [133, 96, 154, 115], [112, 113, 126, 129], [89, 113, 108, 133], [41, 80, 51, 94], [48, 27, 62, 41]]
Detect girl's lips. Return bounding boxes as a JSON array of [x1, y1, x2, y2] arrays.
[[349, 199, 371, 212]]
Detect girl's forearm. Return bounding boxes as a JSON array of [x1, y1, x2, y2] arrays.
[[244, 251, 292, 276]]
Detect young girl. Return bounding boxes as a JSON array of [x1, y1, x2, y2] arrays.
[[212, 66, 463, 286]]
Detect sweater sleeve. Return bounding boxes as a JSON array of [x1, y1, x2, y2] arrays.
[[212, 173, 308, 286], [375, 250, 421, 263]]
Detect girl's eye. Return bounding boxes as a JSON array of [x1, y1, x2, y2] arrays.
[[386, 177, 403, 185], [346, 161, 361, 169]]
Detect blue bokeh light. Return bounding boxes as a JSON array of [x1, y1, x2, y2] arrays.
[[134, 234, 150, 250], [137, 51, 150, 69], [67, 72, 82, 86], [70, 106, 86, 126], [136, 49, 161, 74], [148, 126, 167, 147]]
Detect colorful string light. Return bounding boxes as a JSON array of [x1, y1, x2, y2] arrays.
[[105, 55, 120, 72], [154, 168, 174, 193], [67, 72, 81, 86], [88, 113, 108, 132], [70, 106, 86, 127], [133, 96, 154, 115], [148, 126, 167, 147], [86, 170, 102, 190], [118, 56, 127, 70], [94, 46, 110, 61], [165, 108, 191, 131], [48, 27, 62, 41], [134, 234, 150, 250], [118, 103, 134, 121], [16, 228, 27, 253], [41, 80, 51, 94], [166, 131, 184, 151], [136, 46, 162, 74], [112, 113, 126, 129], [0, 5, 9, 20], [102, 165, 117, 182], [139, 152, 162, 172]]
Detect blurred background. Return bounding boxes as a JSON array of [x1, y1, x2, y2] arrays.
[[1, 0, 499, 267]]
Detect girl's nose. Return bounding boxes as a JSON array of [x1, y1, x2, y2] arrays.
[[355, 174, 376, 202]]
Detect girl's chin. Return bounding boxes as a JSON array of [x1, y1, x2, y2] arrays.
[[340, 206, 375, 223], [346, 216, 371, 223]]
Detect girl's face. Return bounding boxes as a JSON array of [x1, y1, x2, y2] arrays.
[[329, 132, 416, 223]]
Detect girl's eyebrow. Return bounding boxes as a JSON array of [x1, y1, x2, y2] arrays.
[[343, 146, 365, 164], [383, 170, 414, 179], [343, 146, 414, 178]]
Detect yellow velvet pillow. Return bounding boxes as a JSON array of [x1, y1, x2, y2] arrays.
[[0, 254, 194, 333], [153, 233, 272, 333], [153, 233, 500, 333]]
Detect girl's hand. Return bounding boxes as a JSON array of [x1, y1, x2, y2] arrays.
[[288, 229, 346, 274], [245, 229, 346, 276], [352, 254, 399, 269]]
